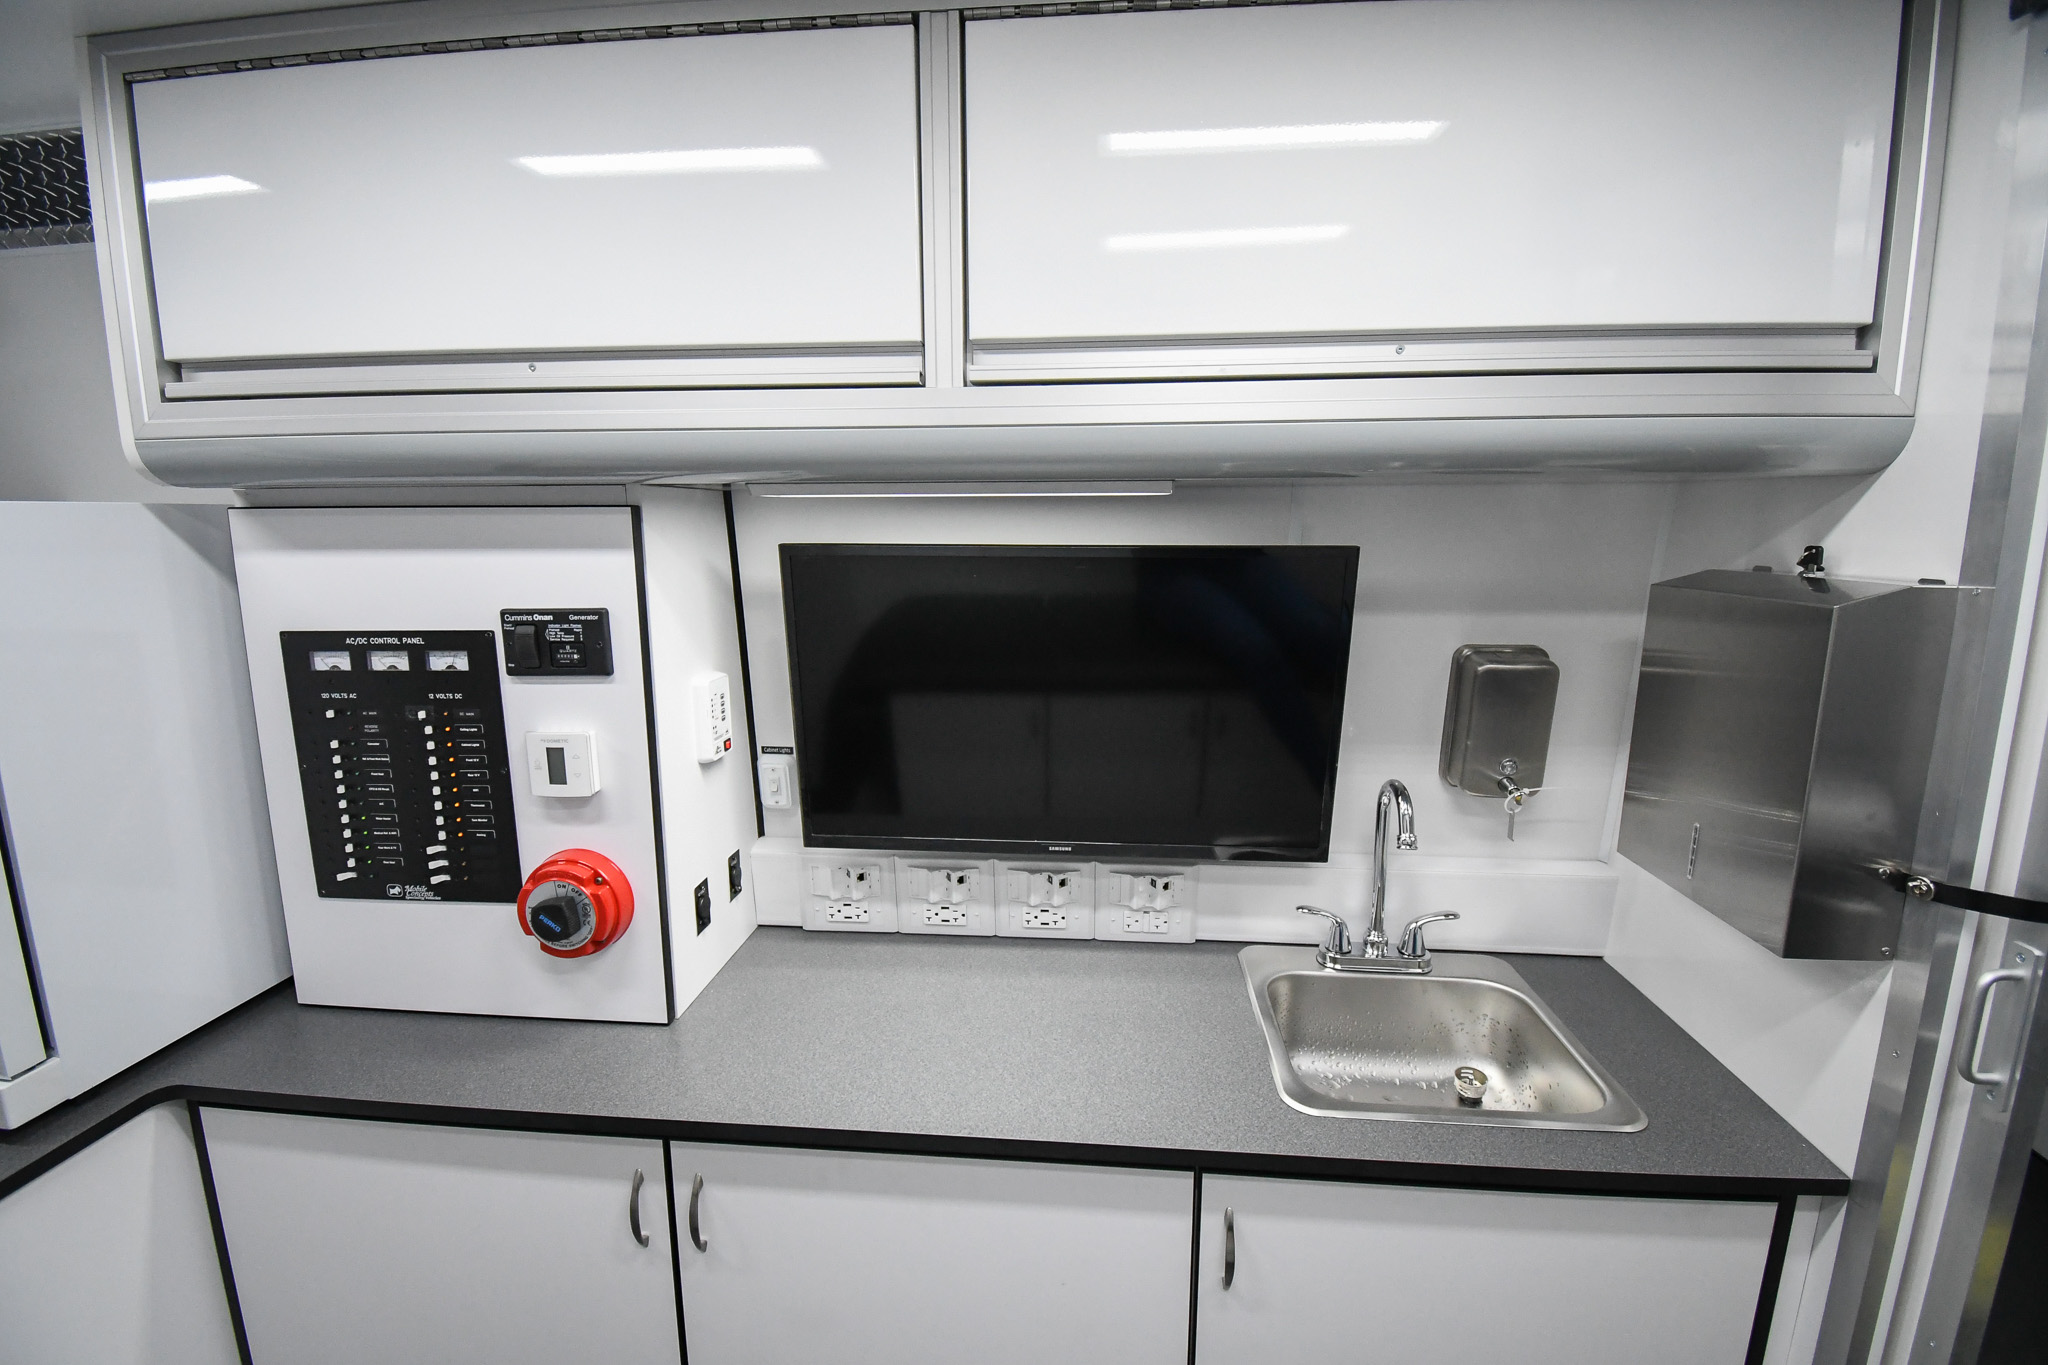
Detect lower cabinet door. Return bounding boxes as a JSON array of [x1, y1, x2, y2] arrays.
[[671, 1143, 1192, 1365], [199, 1108, 680, 1365], [1195, 1174, 1776, 1365]]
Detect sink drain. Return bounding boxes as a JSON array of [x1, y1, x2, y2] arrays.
[[1454, 1066, 1488, 1106]]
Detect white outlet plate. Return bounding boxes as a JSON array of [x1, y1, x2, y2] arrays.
[[994, 864, 1094, 939], [896, 860, 996, 937], [1093, 868, 1198, 943], [799, 858, 896, 933]]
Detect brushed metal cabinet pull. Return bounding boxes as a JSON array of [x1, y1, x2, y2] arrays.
[[1959, 966, 2032, 1086], [1222, 1207, 1235, 1288], [629, 1168, 650, 1248], [688, 1172, 708, 1252]]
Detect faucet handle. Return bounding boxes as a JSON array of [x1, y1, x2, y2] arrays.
[[1396, 912, 1460, 960], [1298, 906, 1352, 957]]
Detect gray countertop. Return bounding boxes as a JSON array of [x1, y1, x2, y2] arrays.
[[0, 928, 1847, 1199]]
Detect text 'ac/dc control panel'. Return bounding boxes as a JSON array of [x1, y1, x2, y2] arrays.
[[281, 630, 523, 903], [501, 608, 613, 676]]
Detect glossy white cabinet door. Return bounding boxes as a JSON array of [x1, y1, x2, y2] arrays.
[[132, 24, 922, 362], [1195, 1174, 1776, 1365], [0, 1106, 240, 1365], [201, 1109, 679, 1365], [965, 0, 1899, 347], [672, 1143, 1192, 1365]]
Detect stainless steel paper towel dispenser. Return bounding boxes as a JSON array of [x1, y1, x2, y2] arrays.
[[1618, 570, 1956, 960]]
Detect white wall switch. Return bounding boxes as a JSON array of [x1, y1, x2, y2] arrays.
[[896, 860, 996, 937], [524, 732, 599, 798], [757, 754, 793, 808], [799, 858, 895, 933], [692, 672, 733, 763], [1094, 868, 1197, 942], [994, 864, 1094, 939]]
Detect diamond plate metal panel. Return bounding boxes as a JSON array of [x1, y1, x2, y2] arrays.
[[0, 129, 92, 249]]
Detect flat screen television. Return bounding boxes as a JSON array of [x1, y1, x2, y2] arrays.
[[780, 544, 1359, 861]]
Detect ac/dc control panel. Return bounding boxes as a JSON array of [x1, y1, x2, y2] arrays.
[[281, 630, 522, 903]]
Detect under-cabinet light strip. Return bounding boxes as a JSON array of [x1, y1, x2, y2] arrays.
[[742, 481, 1174, 497]]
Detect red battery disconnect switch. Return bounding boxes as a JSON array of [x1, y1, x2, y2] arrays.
[[516, 849, 634, 957]]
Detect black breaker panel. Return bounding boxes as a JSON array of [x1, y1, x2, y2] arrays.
[[281, 631, 523, 902]]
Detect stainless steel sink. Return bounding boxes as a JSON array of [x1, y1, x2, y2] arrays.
[[1240, 945, 1647, 1131]]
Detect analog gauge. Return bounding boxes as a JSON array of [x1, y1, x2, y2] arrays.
[[367, 650, 410, 672], [310, 650, 352, 671]]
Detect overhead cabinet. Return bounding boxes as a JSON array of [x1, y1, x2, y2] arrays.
[[963, 0, 1902, 380], [127, 22, 925, 392], [84, 0, 1942, 483]]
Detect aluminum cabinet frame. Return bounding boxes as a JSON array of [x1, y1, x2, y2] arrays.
[[80, 0, 1956, 487]]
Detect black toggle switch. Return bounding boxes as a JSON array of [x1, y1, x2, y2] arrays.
[[510, 624, 541, 670]]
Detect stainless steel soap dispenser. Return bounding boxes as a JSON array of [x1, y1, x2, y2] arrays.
[[1440, 645, 1559, 838], [1618, 569, 1956, 960]]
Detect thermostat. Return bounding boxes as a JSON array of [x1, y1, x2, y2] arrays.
[[526, 732, 599, 797]]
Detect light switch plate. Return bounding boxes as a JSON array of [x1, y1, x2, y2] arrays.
[[525, 731, 599, 797], [994, 864, 1094, 939], [757, 753, 793, 808]]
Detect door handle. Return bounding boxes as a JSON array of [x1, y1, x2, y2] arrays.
[[1959, 965, 2033, 1086], [688, 1172, 708, 1253], [629, 1168, 650, 1248], [1222, 1207, 1235, 1289]]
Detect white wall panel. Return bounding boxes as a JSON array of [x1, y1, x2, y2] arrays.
[[1606, 857, 1892, 1170], [231, 506, 670, 1022], [965, 0, 1899, 345], [638, 488, 760, 1012], [0, 503, 288, 1110], [132, 24, 923, 361], [0, 1105, 240, 1365], [733, 481, 1664, 949]]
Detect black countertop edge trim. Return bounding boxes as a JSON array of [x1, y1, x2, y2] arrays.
[[38, 1086, 1845, 1204], [1, 1088, 184, 1200]]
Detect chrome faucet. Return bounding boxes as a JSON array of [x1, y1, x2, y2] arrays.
[[1297, 778, 1457, 974], [1365, 779, 1417, 956]]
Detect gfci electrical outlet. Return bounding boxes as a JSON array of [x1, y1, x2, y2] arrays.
[[1094, 869, 1197, 943], [799, 859, 895, 933], [896, 861, 995, 936], [995, 865, 1094, 939]]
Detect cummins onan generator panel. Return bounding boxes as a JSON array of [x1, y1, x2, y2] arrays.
[[232, 501, 760, 1024]]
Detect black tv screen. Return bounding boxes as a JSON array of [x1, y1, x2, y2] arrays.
[[781, 544, 1359, 861]]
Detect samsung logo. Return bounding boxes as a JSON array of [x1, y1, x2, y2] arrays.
[[1047, 845, 1072, 852]]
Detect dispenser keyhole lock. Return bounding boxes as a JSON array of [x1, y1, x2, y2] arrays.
[[1496, 759, 1539, 842]]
